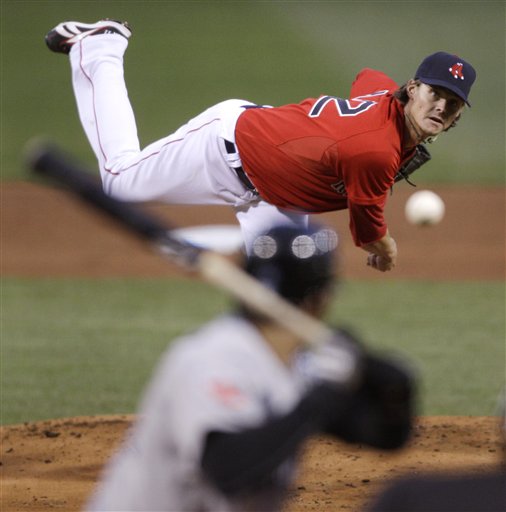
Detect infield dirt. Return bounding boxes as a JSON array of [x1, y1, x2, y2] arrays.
[[1, 183, 505, 511], [3, 183, 504, 280], [1, 415, 503, 512]]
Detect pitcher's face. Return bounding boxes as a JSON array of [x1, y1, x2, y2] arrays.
[[405, 81, 465, 140]]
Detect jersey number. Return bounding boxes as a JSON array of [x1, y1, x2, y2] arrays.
[[308, 91, 388, 118]]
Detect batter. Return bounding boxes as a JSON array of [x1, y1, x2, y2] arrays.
[[87, 314, 304, 511], [84, 224, 414, 511]]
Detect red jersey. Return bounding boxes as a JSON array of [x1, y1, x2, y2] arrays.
[[235, 69, 414, 246]]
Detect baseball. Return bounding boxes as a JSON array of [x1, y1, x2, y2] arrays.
[[405, 190, 445, 226]]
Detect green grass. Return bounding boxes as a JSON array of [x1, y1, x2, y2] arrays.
[[2, 277, 504, 424], [1, 1, 504, 184], [1, 278, 231, 424], [330, 281, 505, 416]]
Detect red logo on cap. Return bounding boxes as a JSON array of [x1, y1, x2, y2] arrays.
[[449, 63, 464, 80]]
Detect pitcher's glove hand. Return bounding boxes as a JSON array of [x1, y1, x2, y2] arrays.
[[394, 144, 431, 186], [298, 329, 416, 450]]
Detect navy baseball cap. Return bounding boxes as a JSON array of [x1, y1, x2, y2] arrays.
[[415, 51, 476, 106]]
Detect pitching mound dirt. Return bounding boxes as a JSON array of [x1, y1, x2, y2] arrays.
[[1, 415, 502, 511]]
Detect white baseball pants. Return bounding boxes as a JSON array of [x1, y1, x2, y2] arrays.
[[68, 35, 308, 250]]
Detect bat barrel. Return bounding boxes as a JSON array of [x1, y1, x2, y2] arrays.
[[26, 140, 171, 241]]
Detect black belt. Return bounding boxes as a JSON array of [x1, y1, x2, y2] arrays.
[[224, 140, 257, 194]]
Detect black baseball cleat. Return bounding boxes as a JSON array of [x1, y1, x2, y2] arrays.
[[45, 19, 132, 54]]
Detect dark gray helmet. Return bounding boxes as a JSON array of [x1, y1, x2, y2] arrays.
[[245, 223, 339, 305]]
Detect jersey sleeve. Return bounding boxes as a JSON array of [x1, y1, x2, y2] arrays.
[[162, 354, 268, 463], [154, 319, 300, 467], [348, 200, 388, 246], [349, 68, 399, 98], [338, 141, 397, 246]]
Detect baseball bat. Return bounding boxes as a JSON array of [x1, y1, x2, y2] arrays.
[[25, 140, 359, 383]]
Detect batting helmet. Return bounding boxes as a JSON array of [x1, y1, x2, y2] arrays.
[[245, 223, 339, 306]]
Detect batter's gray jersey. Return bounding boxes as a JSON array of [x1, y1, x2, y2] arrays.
[[86, 314, 305, 512]]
